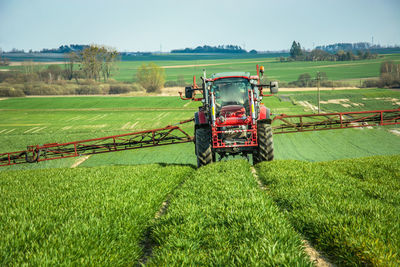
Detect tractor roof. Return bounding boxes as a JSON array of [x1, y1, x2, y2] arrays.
[[210, 72, 251, 80]]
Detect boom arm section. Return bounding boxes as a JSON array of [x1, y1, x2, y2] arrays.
[[272, 109, 400, 134], [0, 119, 193, 167]]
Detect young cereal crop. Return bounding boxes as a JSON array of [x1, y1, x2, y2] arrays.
[[0, 164, 193, 265], [255, 155, 400, 266], [146, 160, 312, 266]]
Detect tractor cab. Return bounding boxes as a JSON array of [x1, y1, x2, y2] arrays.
[[212, 76, 251, 117]]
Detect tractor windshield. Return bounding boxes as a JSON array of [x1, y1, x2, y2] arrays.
[[213, 78, 250, 114]]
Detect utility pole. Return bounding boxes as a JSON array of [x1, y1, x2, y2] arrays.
[[317, 71, 321, 114]]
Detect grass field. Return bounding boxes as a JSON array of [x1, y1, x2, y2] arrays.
[[0, 164, 192, 265], [147, 160, 311, 266], [256, 155, 400, 266], [0, 87, 399, 265], [0, 88, 399, 170], [285, 88, 400, 113], [2, 53, 400, 83], [1, 155, 399, 265]]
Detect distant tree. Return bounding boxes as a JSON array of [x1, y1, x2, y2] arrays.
[[379, 61, 400, 87], [318, 72, 328, 81], [77, 45, 120, 81], [336, 50, 346, 61], [39, 65, 63, 83], [171, 44, 247, 54], [136, 63, 165, 93], [64, 52, 78, 80], [0, 48, 10, 66], [363, 50, 371, 60], [297, 73, 312, 87], [101, 47, 119, 81], [290, 41, 303, 58]]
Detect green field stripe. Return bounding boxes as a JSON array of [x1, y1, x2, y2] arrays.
[[0, 108, 197, 112], [255, 155, 400, 266], [146, 160, 312, 266], [0, 164, 192, 265]]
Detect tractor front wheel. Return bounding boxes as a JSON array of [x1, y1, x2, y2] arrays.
[[253, 122, 274, 164], [195, 127, 213, 168]]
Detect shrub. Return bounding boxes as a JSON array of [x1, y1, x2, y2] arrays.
[[109, 84, 132, 94], [75, 85, 103, 95], [0, 84, 25, 97], [136, 63, 165, 93], [131, 83, 144, 92]]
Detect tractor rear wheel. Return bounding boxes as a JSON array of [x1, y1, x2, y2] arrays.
[[195, 127, 213, 167], [253, 122, 274, 164]]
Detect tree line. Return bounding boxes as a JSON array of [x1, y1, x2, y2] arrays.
[[41, 44, 89, 54], [283, 41, 377, 62], [64, 45, 119, 82], [172, 45, 256, 54]]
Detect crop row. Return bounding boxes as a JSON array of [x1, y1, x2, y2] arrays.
[[256, 155, 400, 266], [146, 160, 311, 266], [0, 164, 192, 265]]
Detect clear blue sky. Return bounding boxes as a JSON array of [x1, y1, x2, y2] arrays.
[[1, 0, 399, 52]]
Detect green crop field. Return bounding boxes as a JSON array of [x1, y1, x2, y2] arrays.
[[70, 53, 400, 83], [0, 86, 399, 265], [0, 88, 399, 170], [0, 164, 192, 265], [256, 155, 400, 266], [285, 88, 400, 113], [1, 155, 399, 265], [2, 53, 400, 83], [147, 160, 311, 266]]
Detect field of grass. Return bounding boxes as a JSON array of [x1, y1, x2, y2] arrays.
[[0, 164, 192, 265], [147, 160, 311, 266], [95, 53, 400, 83], [2, 154, 399, 265], [256, 155, 400, 266], [1, 89, 399, 170], [2, 53, 400, 83], [285, 88, 400, 113], [0, 92, 399, 265]]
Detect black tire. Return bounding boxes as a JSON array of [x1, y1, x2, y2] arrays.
[[25, 149, 40, 163], [253, 122, 274, 164], [195, 127, 213, 168]]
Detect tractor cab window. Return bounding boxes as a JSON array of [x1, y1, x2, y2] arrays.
[[213, 78, 250, 115]]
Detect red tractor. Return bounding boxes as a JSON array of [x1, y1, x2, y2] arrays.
[[183, 66, 278, 167]]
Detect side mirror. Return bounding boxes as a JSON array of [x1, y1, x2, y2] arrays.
[[270, 81, 279, 94], [185, 86, 193, 98]]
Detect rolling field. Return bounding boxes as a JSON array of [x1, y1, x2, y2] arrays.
[[1, 156, 399, 265], [147, 160, 311, 266], [286, 88, 400, 113], [2, 53, 400, 83], [0, 88, 399, 265], [0, 164, 193, 265], [256, 155, 400, 266], [1, 89, 399, 170]]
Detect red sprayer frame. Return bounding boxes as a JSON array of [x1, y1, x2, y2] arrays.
[[272, 109, 400, 134], [0, 119, 193, 166]]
